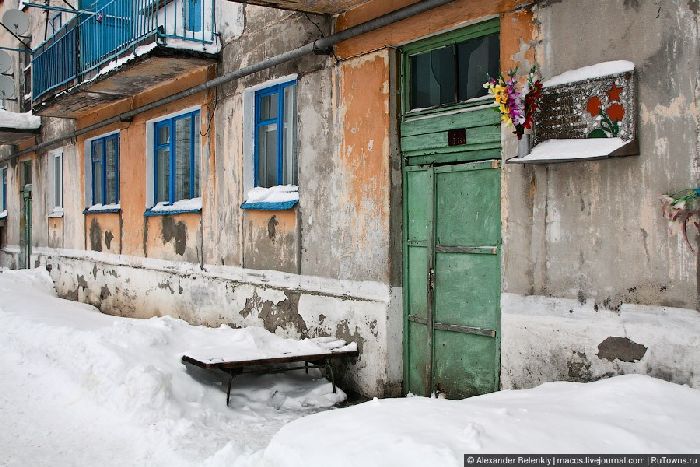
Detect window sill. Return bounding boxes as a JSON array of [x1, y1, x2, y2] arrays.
[[144, 207, 202, 217], [83, 205, 121, 215], [48, 209, 64, 218], [240, 200, 299, 211]]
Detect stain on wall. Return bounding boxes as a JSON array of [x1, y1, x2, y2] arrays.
[[597, 336, 648, 362]]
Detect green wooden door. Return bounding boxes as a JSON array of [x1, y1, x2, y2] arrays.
[[403, 161, 500, 398], [401, 20, 501, 398]]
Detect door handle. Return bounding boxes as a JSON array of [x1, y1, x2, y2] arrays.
[[428, 268, 435, 290]]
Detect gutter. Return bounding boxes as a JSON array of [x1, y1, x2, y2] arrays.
[[5, 0, 454, 161]]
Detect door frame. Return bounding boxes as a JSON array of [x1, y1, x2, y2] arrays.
[[399, 18, 502, 397]]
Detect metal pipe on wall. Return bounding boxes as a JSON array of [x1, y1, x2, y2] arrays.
[[5, 0, 454, 161]]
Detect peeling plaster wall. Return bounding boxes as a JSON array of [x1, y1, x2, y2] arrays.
[[34, 252, 400, 396], [501, 293, 700, 389], [501, 0, 700, 388]]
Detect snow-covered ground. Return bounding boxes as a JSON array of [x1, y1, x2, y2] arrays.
[[1, 268, 699, 467], [0, 268, 346, 466]]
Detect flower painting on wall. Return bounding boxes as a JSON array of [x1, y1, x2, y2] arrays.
[[586, 83, 627, 138]]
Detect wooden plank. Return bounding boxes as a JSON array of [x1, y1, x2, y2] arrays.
[[435, 245, 498, 255], [401, 108, 499, 138], [433, 322, 497, 338], [404, 148, 501, 166], [400, 124, 500, 154], [181, 350, 359, 370]]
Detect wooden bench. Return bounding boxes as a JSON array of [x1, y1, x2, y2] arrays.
[[182, 349, 359, 406]]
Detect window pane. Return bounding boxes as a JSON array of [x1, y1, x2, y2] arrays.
[[1, 168, 6, 211], [156, 147, 169, 203], [93, 161, 103, 205], [193, 113, 200, 197], [105, 138, 118, 205], [54, 156, 61, 208], [457, 33, 500, 102], [174, 116, 192, 201], [260, 93, 278, 120], [257, 123, 278, 188], [157, 124, 170, 145], [410, 45, 455, 109], [92, 142, 103, 205], [282, 84, 297, 186]]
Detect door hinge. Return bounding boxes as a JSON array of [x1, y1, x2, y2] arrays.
[[428, 268, 435, 290]]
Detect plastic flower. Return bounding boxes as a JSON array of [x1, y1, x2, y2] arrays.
[[606, 103, 625, 122], [586, 96, 601, 117], [607, 84, 623, 102]]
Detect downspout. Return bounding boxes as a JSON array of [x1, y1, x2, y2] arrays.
[[5, 0, 455, 161]]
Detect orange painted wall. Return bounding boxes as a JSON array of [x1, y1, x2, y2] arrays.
[[336, 0, 533, 59], [75, 65, 216, 263]]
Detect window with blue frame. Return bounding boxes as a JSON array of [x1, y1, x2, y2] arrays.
[[255, 81, 297, 188], [91, 134, 120, 206], [154, 109, 200, 204], [0, 166, 6, 212], [186, 0, 202, 32]]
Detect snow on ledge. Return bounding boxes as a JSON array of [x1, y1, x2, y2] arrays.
[[0, 210, 6, 219], [241, 185, 299, 210], [0, 110, 41, 130], [543, 60, 635, 88], [511, 138, 628, 164], [85, 203, 121, 213], [148, 197, 202, 214]]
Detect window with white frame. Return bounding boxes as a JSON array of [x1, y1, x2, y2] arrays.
[[153, 109, 201, 205], [0, 166, 7, 213], [90, 133, 120, 206], [50, 149, 63, 212], [254, 80, 297, 188]]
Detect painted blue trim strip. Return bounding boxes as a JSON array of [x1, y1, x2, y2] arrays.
[[144, 207, 202, 217], [240, 200, 298, 211]]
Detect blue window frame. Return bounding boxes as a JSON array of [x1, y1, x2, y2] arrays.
[[187, 0, 202, 32], [153, 109, 200, 205], [254, 81, 297, 188], [90, 133, 120, 206], [0, 166, 6, 212]]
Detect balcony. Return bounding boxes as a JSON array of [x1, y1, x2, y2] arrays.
[[31, 0, 219, 117]]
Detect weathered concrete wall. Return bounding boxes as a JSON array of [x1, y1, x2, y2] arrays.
[[500, 0, 700, 388], [34, 251, 399, 396], [502, 293, 700, 388]]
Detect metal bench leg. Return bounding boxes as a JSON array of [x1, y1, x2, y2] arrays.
[[226, 371, 235, 407], [325, 358, 336, 394], [305, 361, 309, 374]]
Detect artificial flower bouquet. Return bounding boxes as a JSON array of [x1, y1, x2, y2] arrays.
[[483, 66, 542, 140]]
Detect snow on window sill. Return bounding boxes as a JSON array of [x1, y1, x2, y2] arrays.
[[0, 210, 7, 219], [241, 185, 299, 211], [48, 208, 64, 218], [145, 197, 202, 217], [83, 204, 121, 215]]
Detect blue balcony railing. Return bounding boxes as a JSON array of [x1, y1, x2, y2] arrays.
[[31, 0, 216, 101]]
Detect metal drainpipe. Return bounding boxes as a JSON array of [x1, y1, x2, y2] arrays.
[[7, 0, 454, 160]]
